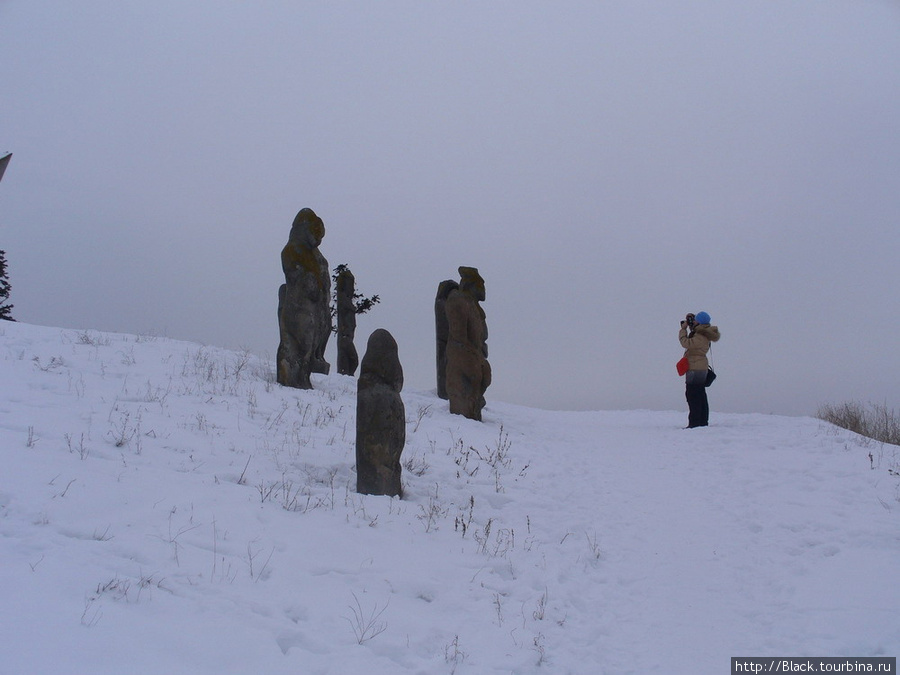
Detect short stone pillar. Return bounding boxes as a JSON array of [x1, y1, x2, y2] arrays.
[[356, 329, 405, 497], [336, 267, 359, 376], [434, 279, 459, 399]]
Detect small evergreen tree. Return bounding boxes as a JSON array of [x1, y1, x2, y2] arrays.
[[0, 249, 14, 321], [330, 263, 379, 331]]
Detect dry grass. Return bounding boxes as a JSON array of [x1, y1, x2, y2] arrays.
[[817, 401, 900, 446]]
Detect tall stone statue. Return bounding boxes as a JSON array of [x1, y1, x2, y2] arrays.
[[276, 208, 331, 389], [434, 279, 459, 400], [356, 329, 405, 497], [444, 266, 491, 421], [335, 267, 359, 377]]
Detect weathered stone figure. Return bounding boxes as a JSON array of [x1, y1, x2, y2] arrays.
[[434, 279, 459, 400], [336, 267, 359, 376], [276, 208, 331, 389], [444, 267, 491, 421], [356, 329, 405, 497]]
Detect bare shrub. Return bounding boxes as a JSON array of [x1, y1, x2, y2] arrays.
[[444, 634, 468, 673], [344, 592, 388, 644], [75, 330, 110, 347]]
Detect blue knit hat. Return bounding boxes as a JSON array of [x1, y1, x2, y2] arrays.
[[695, 311, 711, 325]]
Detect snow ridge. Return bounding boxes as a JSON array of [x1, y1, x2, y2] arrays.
[[1, 322, 897, 674]]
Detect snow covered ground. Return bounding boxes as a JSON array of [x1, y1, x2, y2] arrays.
[[1, 322, 897, 674]]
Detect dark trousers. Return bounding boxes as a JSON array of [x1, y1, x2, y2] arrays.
[[685, 373, 709, 428]]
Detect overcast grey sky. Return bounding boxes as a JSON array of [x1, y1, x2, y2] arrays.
[[2, 1, 899, 417]]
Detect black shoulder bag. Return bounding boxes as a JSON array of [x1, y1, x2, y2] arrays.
[[705, 344, 716, 387]]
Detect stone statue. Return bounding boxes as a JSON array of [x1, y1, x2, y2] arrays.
[[336, 267, 359, 376], [276, 208, 331, 389], [434, 279, 459, 400], [356, 329, 405, 497], [444, 266, 491, 421]]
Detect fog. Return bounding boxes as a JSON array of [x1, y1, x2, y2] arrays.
[[2, 1, 899, 416]]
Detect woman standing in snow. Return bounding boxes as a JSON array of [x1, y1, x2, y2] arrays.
[[679, 311, 720, 428]]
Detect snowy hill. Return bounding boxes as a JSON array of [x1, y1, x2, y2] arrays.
[[1, 322, 897, 674]]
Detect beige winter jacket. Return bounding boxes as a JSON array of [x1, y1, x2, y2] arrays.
[[679, 323, 721, 371]]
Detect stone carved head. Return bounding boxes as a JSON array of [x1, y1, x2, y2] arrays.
[[360, 329, 403, 392], [289, 208, 325, 249], [458, 266, 486, 302]]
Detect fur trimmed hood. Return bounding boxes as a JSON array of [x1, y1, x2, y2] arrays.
[[695, 324, 720, 343]]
